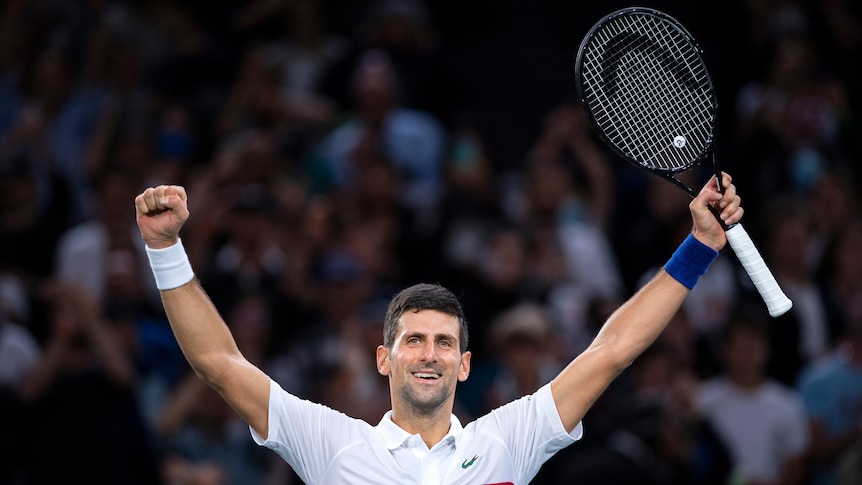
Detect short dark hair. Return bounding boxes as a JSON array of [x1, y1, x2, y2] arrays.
[[383, 283, 469, 353], [721, 310, 769, 345]]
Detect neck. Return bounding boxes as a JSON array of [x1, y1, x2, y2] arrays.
[[390, 404, 453, 449], [729, 372, 763, 391]]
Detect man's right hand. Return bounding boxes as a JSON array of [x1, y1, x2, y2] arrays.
[[134, 185, 189, 249]]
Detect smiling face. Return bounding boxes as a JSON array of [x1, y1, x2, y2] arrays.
[[377, 309, 471, 419]]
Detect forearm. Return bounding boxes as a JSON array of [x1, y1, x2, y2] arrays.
[[18, 342, 66, 402], [597, 233, 719, 364], [144, 237, 240, 383], [552, 234, 717, 432], [593, 269, 689, 366], [160, 279, 271, 437], [552, 269, 689, 432]]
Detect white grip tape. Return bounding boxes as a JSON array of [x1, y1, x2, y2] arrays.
[[725, 224, 792, 317], [145, 239, 195, 290]]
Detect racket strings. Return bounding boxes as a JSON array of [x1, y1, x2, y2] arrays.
[[629, 15, 710, 165], [593, 17, 707, 159], [602, 20, 707, 166], [580, 12, 715, 171]]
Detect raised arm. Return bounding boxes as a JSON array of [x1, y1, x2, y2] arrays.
[[550, 173, 743, 433], [134, 185, 271, 438]]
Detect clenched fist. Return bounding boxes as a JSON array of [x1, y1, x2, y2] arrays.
[[134, 185, 189, 249]]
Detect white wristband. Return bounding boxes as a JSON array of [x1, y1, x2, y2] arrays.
[[145, 238, 195, 290]]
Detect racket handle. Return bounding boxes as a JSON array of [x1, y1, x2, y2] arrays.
[[725, 224, 793, 317]]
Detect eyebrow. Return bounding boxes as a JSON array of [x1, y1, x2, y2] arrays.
[[403, 332, 457, 342]]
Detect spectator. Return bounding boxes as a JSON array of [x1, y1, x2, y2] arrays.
[[54, 168, 157, 309], [217, 49, 290, 136], [695, 312, 810, 485], [259, 0, 349, 123], [310, 49, 448, 229], [346, 0, 465, 124], [517, 149, 624, 345], [456, 223, 533, 363], [157, 373, 273, 485], [815, 209, 862, 344], [732, 31, 850, 207], [3, 47, 108, 219], [18, 283, 158, 483], [525, 102, 613, 231], [759, 194, 830, 385], [196, 184, 287, 325], [437, 122, 505, 282], [797, 269, 862, 485], [0, 273, 40, 483], [483, 303, 563, 410], [0, 145, 73, 282], [544, 342, 731, 485]]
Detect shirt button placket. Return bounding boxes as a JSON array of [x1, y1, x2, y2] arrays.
[[420, 455, 440, 485]]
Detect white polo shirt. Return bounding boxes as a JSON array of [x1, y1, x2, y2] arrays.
[[251, 379, 583, 484], [696, 377, 809, 483]]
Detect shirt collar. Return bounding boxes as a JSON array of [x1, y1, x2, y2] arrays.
[[376, 411, 464, 450]]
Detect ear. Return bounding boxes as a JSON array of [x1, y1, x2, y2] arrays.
[[376, 345, 391, 376], [457, 351, 471, 382]]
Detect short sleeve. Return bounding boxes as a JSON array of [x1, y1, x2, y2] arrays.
[[249, 379, 371, 484], [479, 383, 582, 483]]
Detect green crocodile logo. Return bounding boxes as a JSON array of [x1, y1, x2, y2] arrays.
[[461, 455, 479, 469]]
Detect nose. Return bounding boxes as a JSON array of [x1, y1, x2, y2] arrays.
[[420, 341, 438, 362]]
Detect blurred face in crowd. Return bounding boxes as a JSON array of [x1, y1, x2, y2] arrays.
[[33, 51, 72, 111], [353, 52, 397, 125], [479, 229, 527, 289], [723, 325, 769, 388], [769, 212, 813, 276], [98, 173, 139, 238], [526, 161, 571, 218]]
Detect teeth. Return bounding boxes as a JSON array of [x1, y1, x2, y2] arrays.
[[414, 373, 440, 379]]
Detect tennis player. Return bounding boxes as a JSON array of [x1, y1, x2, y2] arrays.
[[135, 173, 742, 484]]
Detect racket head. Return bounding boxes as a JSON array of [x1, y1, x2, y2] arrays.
[[574, 7, 718, 175]]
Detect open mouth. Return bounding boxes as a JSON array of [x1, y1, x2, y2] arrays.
[[413, 372, 441, 380]]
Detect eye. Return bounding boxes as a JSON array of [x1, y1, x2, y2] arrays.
[[407, 337, 421, 344], [438, 340, 452, 347]]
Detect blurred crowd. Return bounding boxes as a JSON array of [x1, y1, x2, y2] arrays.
[[0, 0, 861, 484]]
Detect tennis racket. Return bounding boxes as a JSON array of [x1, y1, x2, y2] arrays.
[[574, 7, 792, 317]]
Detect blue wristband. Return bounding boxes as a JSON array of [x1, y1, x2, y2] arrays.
[[664, 235, 719, 289]]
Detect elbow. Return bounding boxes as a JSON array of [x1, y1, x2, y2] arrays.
[[588, 337, 637, 376], [190, 362, 224, 390], [189, 365, 213, 386], [189, 352, 243, 392], [183, 353, 221, 388]]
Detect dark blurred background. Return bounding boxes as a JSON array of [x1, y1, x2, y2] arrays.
[[1, 0, 861, 484]]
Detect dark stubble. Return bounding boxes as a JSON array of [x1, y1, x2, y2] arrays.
[[395, 369, 452, 417]]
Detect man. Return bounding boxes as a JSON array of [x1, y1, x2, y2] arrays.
[[134, 173, 742, 483], [696, 313, 809, 485], [796, 291, 862, 485]]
